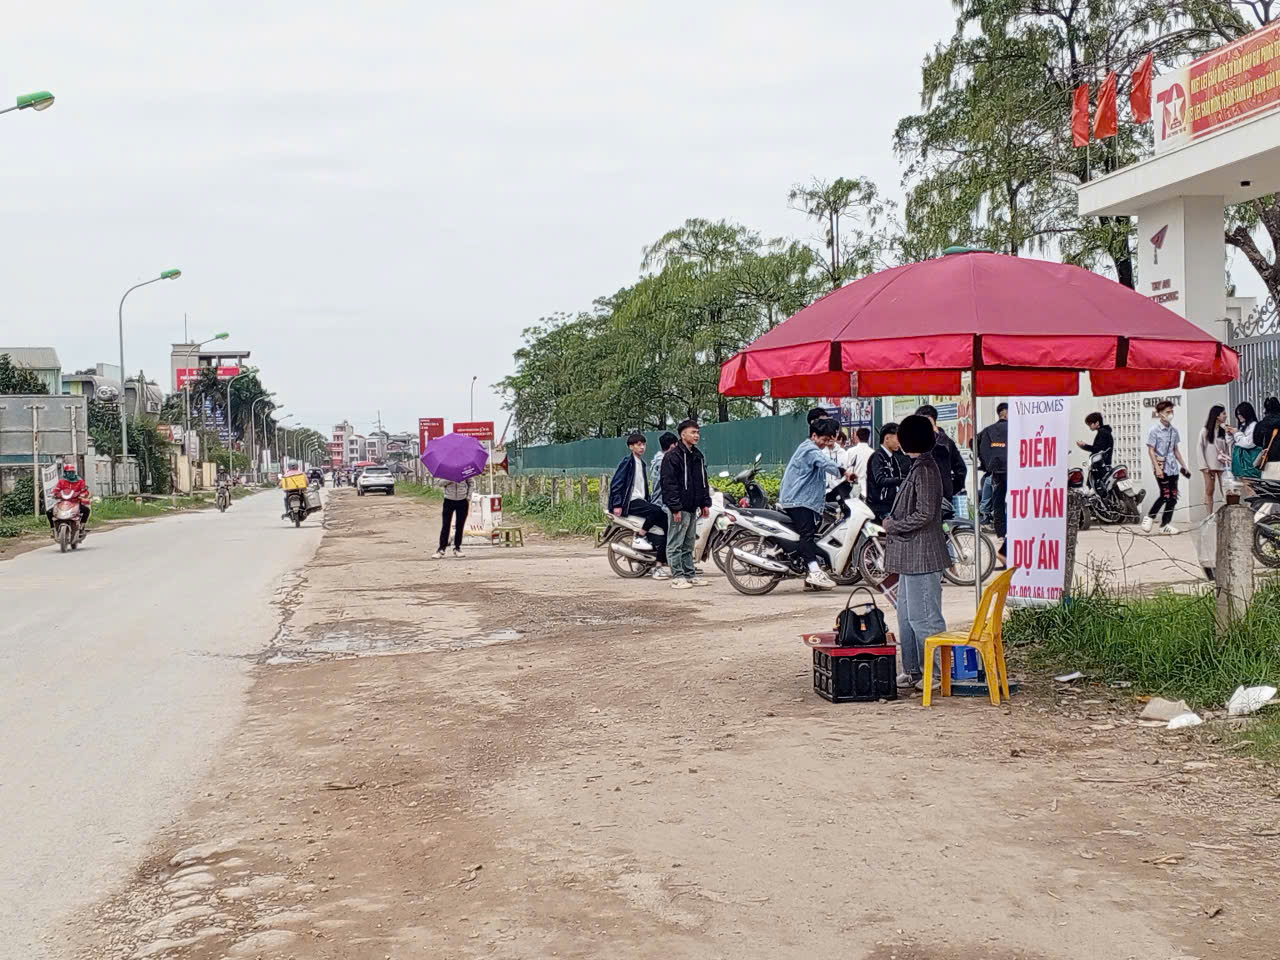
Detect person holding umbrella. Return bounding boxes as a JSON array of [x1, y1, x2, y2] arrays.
[[422, 432, 489, 559]]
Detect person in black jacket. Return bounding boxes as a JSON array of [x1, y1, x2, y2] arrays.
[[977, 403, 1009, 564], [866, 422, 911, 520], [916, 404, 967, 503], [1076, 412, 1114, 492], [1256, 397, 1280, 480], [608, 431, 667, 560], [660, 419, 712, 589]]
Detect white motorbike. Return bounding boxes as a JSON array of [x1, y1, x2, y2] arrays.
[[722, 495, 886, 596], [599, 493, 725, 578]]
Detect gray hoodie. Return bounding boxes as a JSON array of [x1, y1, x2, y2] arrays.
[[441, 479, 473, 501]]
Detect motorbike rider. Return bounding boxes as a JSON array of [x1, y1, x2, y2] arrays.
[[1076, 412, 1114, 491], [778, 417, 855, 589], [216, 468, 231, 504], [47, 462, 91, 535]]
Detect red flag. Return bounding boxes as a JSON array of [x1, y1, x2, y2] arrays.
[[1093, 71, 1118, 139], [1130, 52, 1154, 123], [1072, 83, 1090, 147]]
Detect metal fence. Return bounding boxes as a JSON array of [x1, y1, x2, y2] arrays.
[[516, 413, 818, 475], [1228, 297, 1280, 413]]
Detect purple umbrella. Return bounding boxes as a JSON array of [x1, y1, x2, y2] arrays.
[[421, 432, 488, 482]]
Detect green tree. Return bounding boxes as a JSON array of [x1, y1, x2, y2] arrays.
[[895, 1, 1249, 286], [0, 354, 49, 394], [787, 177, 895, 290]]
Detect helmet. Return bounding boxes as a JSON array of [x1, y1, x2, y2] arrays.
[[62, 463, 79, 482]]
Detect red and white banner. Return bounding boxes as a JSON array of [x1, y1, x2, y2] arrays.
[[452, 420, 495, 442], [176, 365, 241, 387], [1006, 396, 1069, 605], [418, 417, 444, 451], [1155, 20, 1280, 154]]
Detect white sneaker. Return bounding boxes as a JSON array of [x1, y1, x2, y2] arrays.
[[633, 536, 654, 551], [689, 577, 710, 587], [914, 677, 942, 692], [652, 566, 672, 580], [671, 578, 693, 590], [1140, 516, 1153, 534], [805, 568, 836, 589], [896, 672, 913, 688], [432, 550, 445, 560], [1160, 524, 1180, 535], [453, 548, 464, 557]]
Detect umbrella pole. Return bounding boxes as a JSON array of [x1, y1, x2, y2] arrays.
[[971, 365, 984, 616]]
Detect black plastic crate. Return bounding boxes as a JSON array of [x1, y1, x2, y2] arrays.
[[812, 645, 897, 703]]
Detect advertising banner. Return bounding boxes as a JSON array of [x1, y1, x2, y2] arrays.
[[1155, 21, 1280, 154], [176, 365, 242, 387], [1006, 396, 1070, 605], [418, 417, 444, 451], [41, 464, 59, 507], [452, 421, 495, 442]]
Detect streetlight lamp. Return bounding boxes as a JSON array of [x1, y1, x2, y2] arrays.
[[250, 393, 276, 483], [0, 91, 55, 116], [117, 269, 181, 488], [182, 331, 229, 467], [470, 375, 478, 421]]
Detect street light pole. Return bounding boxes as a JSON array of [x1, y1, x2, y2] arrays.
[[182, 332, 229, 478], [117, 269, 181, 489], [0, 91, 55, 116], [470, 375, 478, 421], [250, 393, 275, 483]]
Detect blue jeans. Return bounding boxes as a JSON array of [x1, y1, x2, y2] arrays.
[[979, 475, 994, 518], [667, 509, 698, 580], [897, 573, 946, 679]]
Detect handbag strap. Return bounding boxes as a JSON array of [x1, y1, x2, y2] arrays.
[[842, 585, 880, 614]]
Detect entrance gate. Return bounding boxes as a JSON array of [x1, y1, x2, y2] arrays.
[[1228, 297, 1280, 413]]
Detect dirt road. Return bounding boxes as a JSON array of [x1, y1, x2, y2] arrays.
[[80, 490, 1280, 960]]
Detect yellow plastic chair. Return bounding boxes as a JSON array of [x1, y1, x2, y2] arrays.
[[922, 568, 1017, 707]]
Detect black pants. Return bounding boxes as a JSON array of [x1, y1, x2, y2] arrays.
[[440, 497, 469, 550], [1149, 473, 1178, 526], [991, 473, 1008, 559], [626, 499, 668, 563], [784, 506, 820, 565]]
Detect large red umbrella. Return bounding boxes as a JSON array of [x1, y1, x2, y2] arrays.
[[718, 249, 1238, 398]]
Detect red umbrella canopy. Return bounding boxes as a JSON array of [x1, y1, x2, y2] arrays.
[[719, 250, 1238, 398]]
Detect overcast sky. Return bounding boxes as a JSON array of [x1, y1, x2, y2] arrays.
[[5, 1, 1262, 442]]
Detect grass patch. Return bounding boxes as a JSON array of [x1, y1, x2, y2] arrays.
[[0, 488, 261, 537], [1005, 580, 1280, 707], [504, 492, 602, 536]]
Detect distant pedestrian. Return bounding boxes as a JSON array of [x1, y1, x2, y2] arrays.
[[1076, 412, 1114, 491], [1232, 402, 1261, 493], [977, 402, 1009, 564], [915, 404, 967, 505], [884, 415, 949, 692], [1256, 397, 1280, 482], [866, 423, 910, 521], [779, 417, 850, 589], [1198, 405, 1230, 508], [847, 427, 873, 499], [1142, 400, 1191, 535], [649, 432, 678, 505], [660, 419, 712, 589], [433, 478, 473, 558]]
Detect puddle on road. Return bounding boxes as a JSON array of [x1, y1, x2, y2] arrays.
[[259, 625, 523, 665]]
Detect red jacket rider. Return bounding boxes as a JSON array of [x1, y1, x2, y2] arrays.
[[48, 464, 91, 528]]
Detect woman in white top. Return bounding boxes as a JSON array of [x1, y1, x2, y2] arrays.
[[1231, 401, 1261, 495], [1198, 405, 1230, 508]]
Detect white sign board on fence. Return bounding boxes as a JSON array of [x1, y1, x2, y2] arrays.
[[1006, 396, 1070, 606], [41, 464, 59, 507]]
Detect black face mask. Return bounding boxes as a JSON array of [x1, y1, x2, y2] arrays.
[[63, 472, 78, 483]]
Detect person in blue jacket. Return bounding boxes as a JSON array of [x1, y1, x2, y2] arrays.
[[778, 417, 854, 589], [609, 432, 667, 557]]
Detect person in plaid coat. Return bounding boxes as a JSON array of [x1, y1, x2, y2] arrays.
[[884, 415, 950, 691]]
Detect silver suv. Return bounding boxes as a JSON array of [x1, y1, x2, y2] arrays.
[[356, 465, 395, 496]]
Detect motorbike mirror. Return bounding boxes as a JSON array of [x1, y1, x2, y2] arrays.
[[754, 453, 762, 463], [718, 470, 731, 478]]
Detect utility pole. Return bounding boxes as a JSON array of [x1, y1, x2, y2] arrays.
[[25, 403, 46, 516]]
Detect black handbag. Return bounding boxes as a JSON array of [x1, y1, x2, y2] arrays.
[[834, 587, 889, 648]]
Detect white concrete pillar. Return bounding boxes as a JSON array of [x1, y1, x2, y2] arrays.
[[1134, 195, 1229, 525]]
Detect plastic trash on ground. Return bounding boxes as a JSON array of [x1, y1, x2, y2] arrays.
[[1054, 671, 1084, 683], [1226, 685, 1278, 717], [1140, 697, 1192, 722], [1167, 712, 1203, 729]]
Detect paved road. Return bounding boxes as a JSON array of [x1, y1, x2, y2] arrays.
[[0, 491, 323, 958]]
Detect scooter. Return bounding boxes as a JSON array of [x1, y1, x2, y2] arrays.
[[722, 494, 883, 596], [51, 488, 88, 553], [216, 481, 230, 512], [1068, 453, 1144, 527], [716, 453, 771, 509], [282, 479, 323, 528], [599, 494, 724, 579], [1245, 478, 1280, 568]]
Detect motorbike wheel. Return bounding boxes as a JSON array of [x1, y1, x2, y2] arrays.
[[854, 537, 888, 588], [607, 543, 652, 579], [724, 535, 783, 596], [829, 548, 863, 587], [58, 525, 70, 554], [1078, 502, 1091, 531], [942, 526, 997, 586], [1254, 518, 1280, 568], [712, 529, 746, 574], [1119, 494, 1141, 524], [293, 512, 302, 528]]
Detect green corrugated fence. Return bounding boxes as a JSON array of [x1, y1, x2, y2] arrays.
[[515, 414, 816, 475]]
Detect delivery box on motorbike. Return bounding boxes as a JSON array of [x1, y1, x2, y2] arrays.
[[281, 472, 308, 491]]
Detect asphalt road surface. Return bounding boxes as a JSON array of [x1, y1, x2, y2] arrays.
[[0, 490, 323, 959]]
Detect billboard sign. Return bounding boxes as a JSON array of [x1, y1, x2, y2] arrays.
[[176, 365, 242, 387], [452, 421, 495, 442], [1155, 20, 1280, 154], [418, 417, 445, 450]]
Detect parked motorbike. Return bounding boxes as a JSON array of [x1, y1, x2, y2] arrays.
[[711, 454, 771, 572], [599, 495, 723, 578], [939, 499, 998, 586], [51, 488, 87, 553], [1246, 478, 1280, 568], [1068, 453, 1144, 528], [722, 494, 883, 596]]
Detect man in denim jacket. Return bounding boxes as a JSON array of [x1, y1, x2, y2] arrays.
[[778, 417, 853, 589]]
